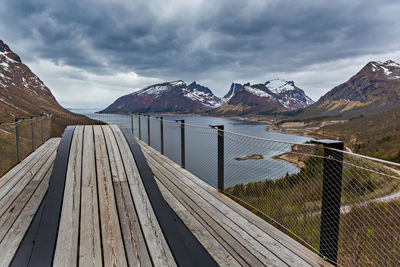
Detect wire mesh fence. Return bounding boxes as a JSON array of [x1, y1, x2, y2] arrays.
[[0, 115, 53, 177], [124, 114, 400, 266], [11, 111, 399, 266]]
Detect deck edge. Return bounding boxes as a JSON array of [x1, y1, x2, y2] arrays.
[[11, 126, 75, 267], [120, 127, 218, 267]]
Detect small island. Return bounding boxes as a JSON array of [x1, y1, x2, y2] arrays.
[[233, 154, 264, 161]]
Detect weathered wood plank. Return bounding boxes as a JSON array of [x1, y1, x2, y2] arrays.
[[102, 125, 152, 267], [155, 176, 241, 267], [93, 125, 128, 267], [111, 125, 176, 267], [0, 149, 57, 243], [79, 126, 103, 267], [0, 138, 57, 188], [0, 139, 59, 220], [143, 142, 330, 266], [0, 138, 58, 201], [0, 165, 53, 267], [141, 143, 329, 266], [145, 154, 261, 267], [53, 126, 84, 267], [141, 142, 312, 267]]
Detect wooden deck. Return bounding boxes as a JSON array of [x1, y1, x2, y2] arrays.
[[0, 138, 60, 266], [140, 140, 331, 267], [0, 125, 332, 266]]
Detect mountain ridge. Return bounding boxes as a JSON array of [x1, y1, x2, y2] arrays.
[[102, 79, 314, 114], [298, 60, 400, 119]]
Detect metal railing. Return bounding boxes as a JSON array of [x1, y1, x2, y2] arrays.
[[126, 113, 400, 266], [0, 114, 53, 176], [15, 111, 399, 266]]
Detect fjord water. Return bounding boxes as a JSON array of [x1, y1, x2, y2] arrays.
[[71, 109, 312, 187]]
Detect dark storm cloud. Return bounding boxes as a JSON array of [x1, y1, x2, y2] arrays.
[[1, 0, 400, 104]]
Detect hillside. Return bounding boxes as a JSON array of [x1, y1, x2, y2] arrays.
[[101, 80, 224, 113], [212, 79, 313, 115], [278, 60, 400, 162], [0, 40, 69, 122], [299, 60, 400, 119]]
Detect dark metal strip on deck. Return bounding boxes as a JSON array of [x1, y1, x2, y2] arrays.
[[11, 126, 75, 267], [121, 127, 218, 267]]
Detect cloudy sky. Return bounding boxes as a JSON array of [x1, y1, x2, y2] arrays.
[[1, 0, 400, 108]]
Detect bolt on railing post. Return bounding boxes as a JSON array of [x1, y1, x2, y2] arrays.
[[210, 125, 224, 191], [130, 113, 134, 136], [15, 118, 23, 163], [40, 115, 44, 144], [175, 120, 185, 168], [312, 139, 344, 265], [146, 115, 151, 145], [31, 116, 35, 151], [138, 113, 142, 140], [156, 116, 164, 154]]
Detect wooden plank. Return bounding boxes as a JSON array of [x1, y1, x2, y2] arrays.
[[155, 176, 242, 267], [0, 149, 57, 243], [145, 155, 261, 267], [53, 126, 84, 267], [142, 143, 311, 267], [111, 125, 176, 267], [93, 126, 127, 267], [0, 139, 59, 219], [79, 126, 102, 267], [141, 142, 330, 266], [0, 138, 58, 201], [0, 138, 57, 188], [0, 165, 53, 266], [119, 127, 218, 267], [102, 125, 152, 267]]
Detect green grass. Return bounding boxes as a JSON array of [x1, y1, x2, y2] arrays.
[[225, 146, 400, 265]]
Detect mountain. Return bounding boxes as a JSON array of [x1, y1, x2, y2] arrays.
[[0, 40, 73, 122], [299, 60, 400, 118], [101, 80, 224, 113], [213, 79, 313, 115]]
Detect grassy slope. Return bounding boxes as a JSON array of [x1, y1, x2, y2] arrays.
[[322, 110, 400, 162]]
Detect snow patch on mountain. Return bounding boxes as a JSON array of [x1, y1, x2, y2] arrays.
[[370, 60, 400, 79], [244, 86, 272, 98], [265, 79, 295, 94]]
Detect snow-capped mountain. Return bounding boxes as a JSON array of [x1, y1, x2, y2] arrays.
[[300, 60, 400, 118], [214, 79, 313, 115], [101, 80, 223, 113], [0, 40, 72, 122], [222, 83, 248, 102]]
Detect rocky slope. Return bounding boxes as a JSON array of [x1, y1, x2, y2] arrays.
[[101, 80, 224, 113], [0, 40, 73, 122], [213, 79, 313, 115], [299, 60, 400, 118]]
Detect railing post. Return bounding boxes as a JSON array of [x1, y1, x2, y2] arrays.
[[138, 113, 142, 140], [146, 115, 151, 145], [130, 113, 134, 136], [156, 116, 164, 154], [175, 120, 185, 168], [312, 139, 344, 265], [40, 115, 44, 144], [15, 118, 23, 163], [210, 125, 224, 191], [31, 116, 35, 151], [49, 114, 53, 138]]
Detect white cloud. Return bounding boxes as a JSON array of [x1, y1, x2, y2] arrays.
[[26, 58, 161, 108]]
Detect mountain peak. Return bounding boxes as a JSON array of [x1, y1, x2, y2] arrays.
[[103, 80, 223, 113], [0, 40, 22, 63], [170, 80, 186, 86], [265, 79, 297, 94], [364, 60, 400, 80]]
